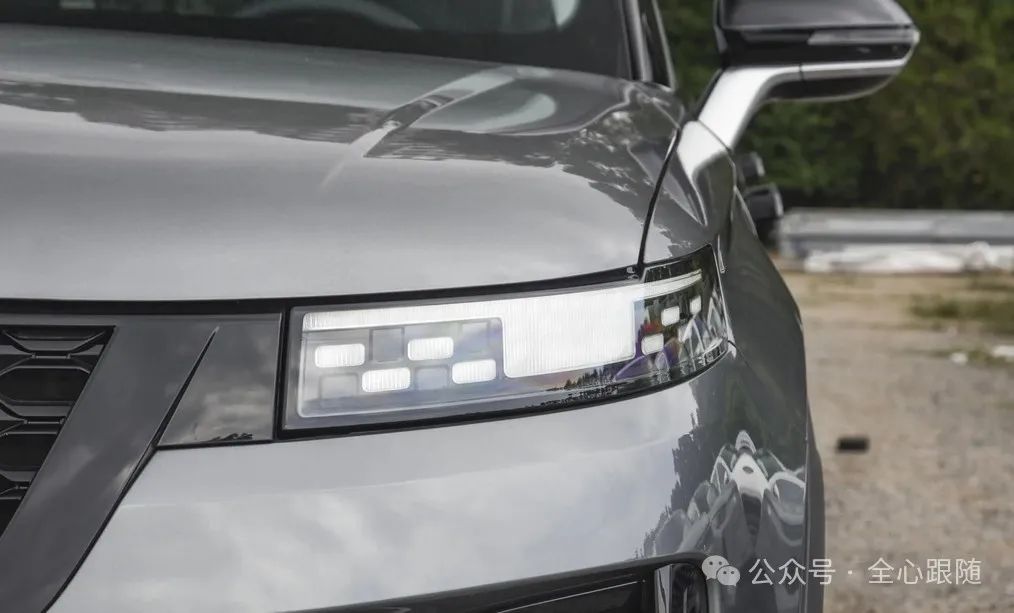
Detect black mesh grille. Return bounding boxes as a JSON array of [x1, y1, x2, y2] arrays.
[[0, 326, 109, 535]]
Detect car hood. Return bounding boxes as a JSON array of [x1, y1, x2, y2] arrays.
[[0, 25, 687, 302]]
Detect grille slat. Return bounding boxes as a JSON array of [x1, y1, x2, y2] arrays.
[[0, 400, 73, 420], [0, 364, 91, 405], [0, 467, 36, 483], [1, 328, 107, 356], [0, 326, 109, 537]]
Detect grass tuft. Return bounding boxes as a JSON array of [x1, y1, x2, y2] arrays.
[[967, 274, 1014, 293], [911, 295, 1014, 335]]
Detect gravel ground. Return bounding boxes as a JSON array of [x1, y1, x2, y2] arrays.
[[782, 271, 1014, 613]]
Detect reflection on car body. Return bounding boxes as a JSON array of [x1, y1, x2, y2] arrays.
[[0, 0, 917, 611]]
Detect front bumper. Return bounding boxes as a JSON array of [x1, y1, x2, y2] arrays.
[[45, 351, 818, 613]]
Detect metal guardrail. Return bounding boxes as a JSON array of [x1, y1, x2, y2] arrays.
[[778, 208, 1014, 259]]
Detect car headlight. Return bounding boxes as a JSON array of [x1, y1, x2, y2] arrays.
[[284, 248, 728, 432]]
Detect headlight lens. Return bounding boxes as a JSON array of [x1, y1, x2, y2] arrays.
[[285, 248, 728, 432]]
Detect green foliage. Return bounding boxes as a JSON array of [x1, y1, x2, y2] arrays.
[[911, 295, 1014, 335], [659, 0, 1014, 210]]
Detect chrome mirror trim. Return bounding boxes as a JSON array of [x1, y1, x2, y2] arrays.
[[697, 65, 801, 151], [800, 57, 911, 81], [697, 56, 911, 150]]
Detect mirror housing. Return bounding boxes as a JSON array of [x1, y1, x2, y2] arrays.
[[743, 183, 784, 246], [735, 151, 766, 186], [699, 0, 919, 149], [743, 184, 784, 225]]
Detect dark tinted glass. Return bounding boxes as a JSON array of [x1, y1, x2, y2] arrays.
[[0, 0, 630, 77], [639, 0, 671, 86]]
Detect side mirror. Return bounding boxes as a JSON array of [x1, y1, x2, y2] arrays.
[[734, 151, 766, 186], [743, 184, 783, 225], [699, 0, 919, 149], [743, 184, 784, 246]]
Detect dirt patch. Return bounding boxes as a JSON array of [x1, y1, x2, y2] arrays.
[[782, 270, 1014, 612]]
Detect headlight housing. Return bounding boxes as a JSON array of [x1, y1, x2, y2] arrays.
[[284, 248, 728, 432]]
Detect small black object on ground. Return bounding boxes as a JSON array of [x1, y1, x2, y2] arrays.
[[836, 435, 870, 453]]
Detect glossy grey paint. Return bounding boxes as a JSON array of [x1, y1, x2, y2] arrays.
[[53, 357, 813, 613], [643, 122, 734, 263], [2, 14, 819, 613], [50, 183, 815, 613], [0, 24, 694, 302]]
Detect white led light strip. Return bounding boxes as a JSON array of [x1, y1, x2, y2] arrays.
[[303, 272, 702, 379]]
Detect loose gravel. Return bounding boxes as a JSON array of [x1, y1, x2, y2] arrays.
[[783, 271, 1014, 613]]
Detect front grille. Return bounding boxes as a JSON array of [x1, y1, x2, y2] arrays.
[[0, 326, 109, 536]]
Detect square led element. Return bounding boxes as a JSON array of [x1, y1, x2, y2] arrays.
[[641, 334, 665, 355], [361, 368, 411, 393], [416, 366, 450, 390], [690, 295, 703, 316], [314, 344, 366, 369], [452, 359, 497, 385], [407, 337, 454, 361], [320, 374, 358, 398], [371, 328, 403, 362], [458, 321, 490, 355], [661, 306, 681, 327]]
